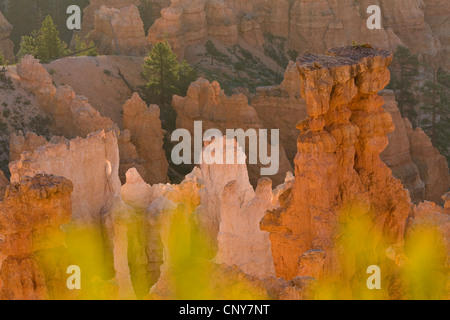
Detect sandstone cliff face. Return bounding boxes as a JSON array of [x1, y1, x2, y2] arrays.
[[79, 0, 142, 37], [92, 5, 148, 56], [123, 93, 169, 185], [0, 174, 73, 300], [424, 0, 450, 71], [210, 139, 276, 278], [16, 55, 56, 114], [253, 61, 449, 204], [261, 47, 412, 280], [224, 0, 291, 39], [12, 56, 171, 190], [253, 62, 307, 161], [0, 11, 14, 63], [172, 78, 292, 186], [406, 121, 450, 205], [80, 0, 170, 37], [288, 0, 438, 59], [204, 0, 238, 45], [380, 90, 426, 203], [148, 0, 208, 59], [9, 130, 121, 227], [13, 56, 114, 138], [238, 14, 264, 48], [45, 55, 146, 127]]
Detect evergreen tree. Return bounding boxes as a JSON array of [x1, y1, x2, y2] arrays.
[[18, 15, 67, 62], [420, 69, 450, 162], [73, 35, 98, 57], [177, 59, 199, 96], [205, 40, 221, 65], [389, 46, 419, 121], [143, 40, 180, 105], [36, 15, 67, 62], [17, 31, 39, 60]]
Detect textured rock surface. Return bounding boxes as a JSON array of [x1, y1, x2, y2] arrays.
[[123, 93, 169, 185], [0, 11, 14, 62], [212, 139, 275, 277], [238, 14, 264, 48], [380, 90, 426, 203], [205, 0, 238, 45], [117, 130, 146, 184], [15, 55, 56, 114], [92, 5, 148, 56], [79, 0, 142, 36], [406, 121, 450, 205], [254, 63, 448, 204], [9, 132, 50, 163], [9, 130, 121, 227], [13, 56, 114, 138], [0, 174, 73, 300], [0, 169, 7, 201], [45, 55, 146, 127], [424, 0, 450, 71], [261, 46, 412, 280], [148, 0, 208, 59], [172, 78, 292, 186], [253, 62, 307, 161], [224, 0, 290, 38]]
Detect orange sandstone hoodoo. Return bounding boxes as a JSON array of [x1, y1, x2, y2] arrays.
[[261, 46, 412, 280]]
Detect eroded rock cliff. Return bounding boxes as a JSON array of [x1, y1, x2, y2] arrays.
[[9, 130, 121, 227], [0, 174, 73, 300], [261, 46, 412, 281], [172, 78, 292, 186], [123, 93, 169, 185], [253, 62, 307, 161], [92, 5, 148, 56]]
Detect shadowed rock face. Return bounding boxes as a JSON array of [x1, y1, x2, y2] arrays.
[[261, 46, 412, 280], [0, 174, 73, 300], [0, 170, 8, 201], [0, 11, 14, 62], [172, 78, 293, 186], [123, 93, 169, 185]]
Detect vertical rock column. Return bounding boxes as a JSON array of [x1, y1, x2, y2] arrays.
[[0, 175, 73, 299], [261, 46, 412, 280]]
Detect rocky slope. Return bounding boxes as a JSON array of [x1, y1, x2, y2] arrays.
[[3, 55, 169, 187]]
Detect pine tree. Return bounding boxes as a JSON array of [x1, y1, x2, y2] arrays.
[[17, 15, 67, 62], [420, 69, 450, 162], [17, 31, 39, 60], [143, 40, 180, 105], [389, 46, 419, 121], [177, 59, 199, 96], [36, 15, 67, 62], [74, 35, 98, 57], [205, 40, 221, 65]]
